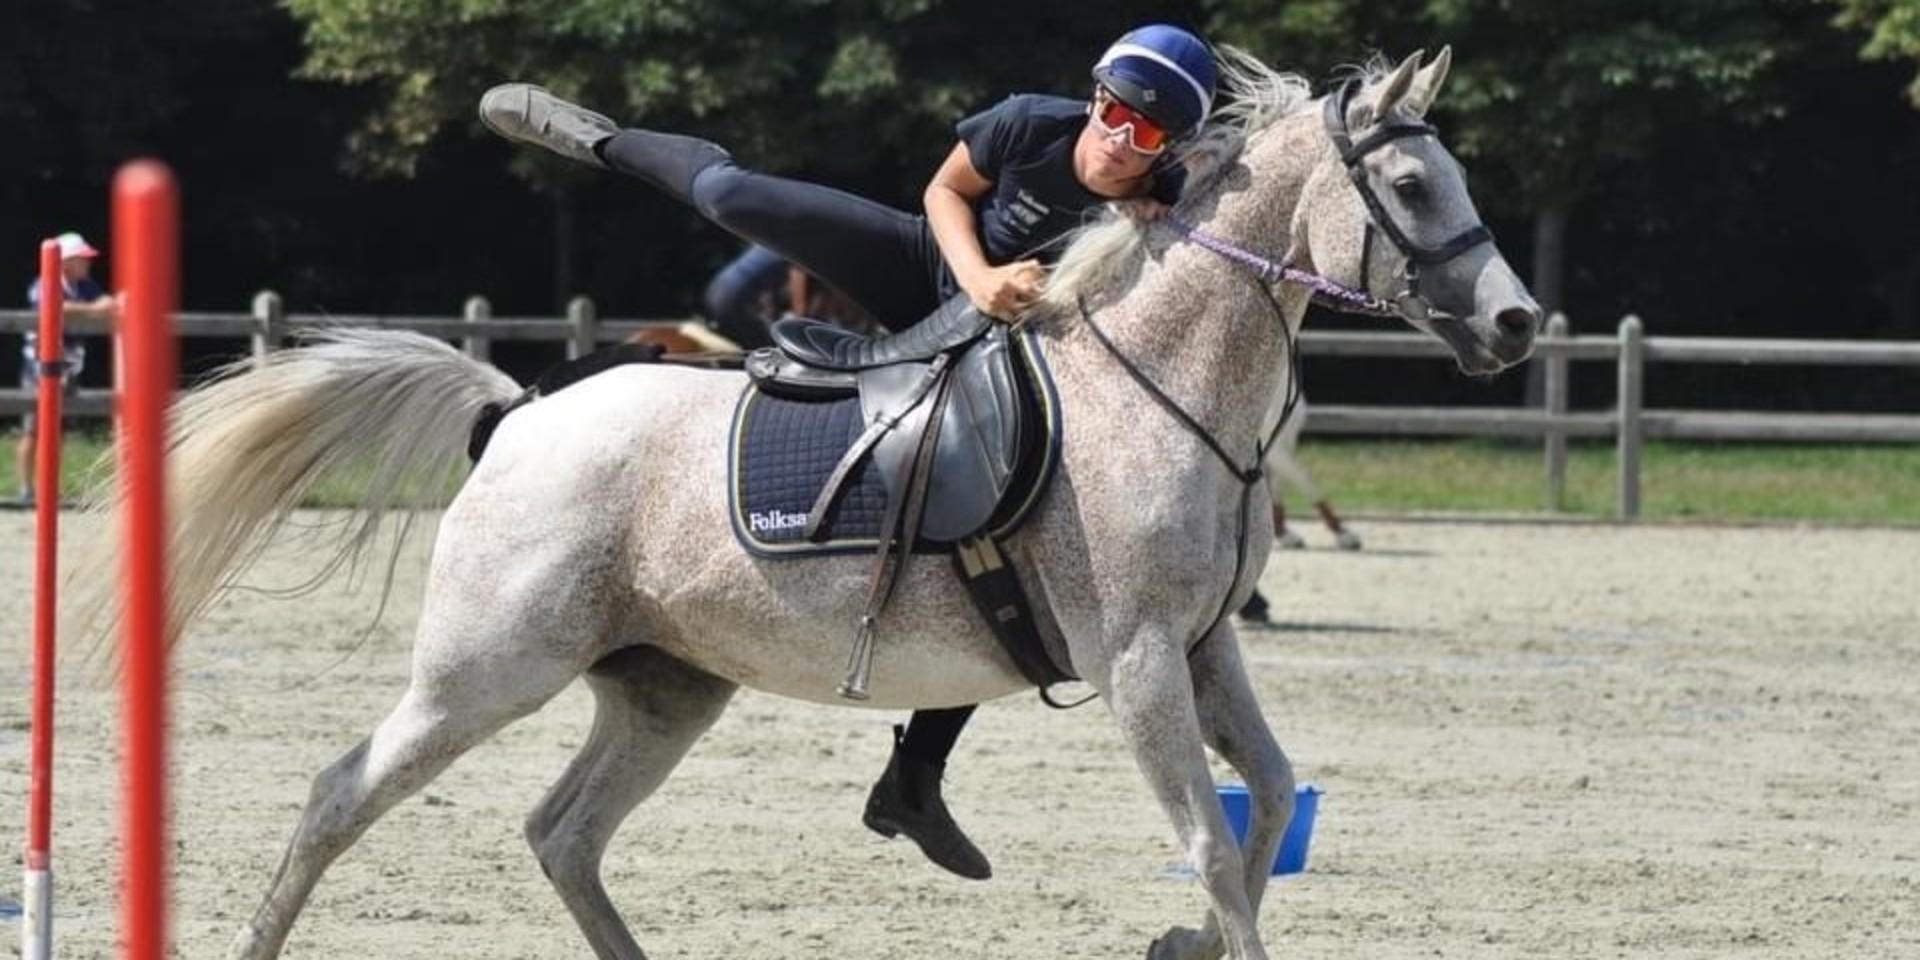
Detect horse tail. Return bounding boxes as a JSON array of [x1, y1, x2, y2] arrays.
[[66, 328, 521, 664]]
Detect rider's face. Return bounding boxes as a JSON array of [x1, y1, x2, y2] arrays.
[[1074, 115, 1158, 195]]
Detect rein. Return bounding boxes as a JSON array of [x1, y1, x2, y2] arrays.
[[1164, 215, 1399, 318], [1074, 274, 1301, 653]]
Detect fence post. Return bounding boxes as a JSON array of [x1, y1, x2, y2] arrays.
[[462, 296, 492, 362], [250, 290, 283, 365], [1616, 314, 1645, 520], [1543, 312, 1570, 511], [567, 296, 597, 360]]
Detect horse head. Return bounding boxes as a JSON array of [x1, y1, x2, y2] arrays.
[[1286, 49, 1539, 374]]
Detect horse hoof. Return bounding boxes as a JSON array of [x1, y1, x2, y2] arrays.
[[1277, 530, 1307, 550], [1335, 530, 1363, 551], [1148, 925, 1222, 960]]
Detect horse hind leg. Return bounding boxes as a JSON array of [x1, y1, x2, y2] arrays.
[[525, 645, 737, 960], [228, 654, 578, 960]]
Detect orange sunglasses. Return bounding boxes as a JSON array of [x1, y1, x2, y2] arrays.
[[1090, 88, 1171, 155]]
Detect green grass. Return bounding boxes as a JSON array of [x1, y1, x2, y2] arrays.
[[8, 429, 1917, 524], [1294, 437, 1920, 524]]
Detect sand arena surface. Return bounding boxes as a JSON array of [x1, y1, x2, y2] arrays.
[[2, 511, 1916, 959]]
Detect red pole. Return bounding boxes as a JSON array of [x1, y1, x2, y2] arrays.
[[113, 159, 177, 960], [22, 239, 64, 960]]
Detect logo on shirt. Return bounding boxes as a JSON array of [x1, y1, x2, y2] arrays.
[[1011, 189, 1051, 229]]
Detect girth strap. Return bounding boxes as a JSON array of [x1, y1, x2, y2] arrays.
[[952, 536, 1076, 688]]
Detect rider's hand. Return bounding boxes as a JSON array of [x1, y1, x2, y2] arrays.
[[1114, 198, 1169, 223], [963, 259, 1046, 320]]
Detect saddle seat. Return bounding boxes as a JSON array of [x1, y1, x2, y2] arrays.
[[769, 294, 992, 372]]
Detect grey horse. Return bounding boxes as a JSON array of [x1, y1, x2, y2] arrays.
[[73, 47, 1536, 960]]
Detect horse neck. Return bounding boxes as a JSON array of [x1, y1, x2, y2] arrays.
[[1059, 112, 1324, 467]]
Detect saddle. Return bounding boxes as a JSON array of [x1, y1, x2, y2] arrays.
[[738, 294, 1069, 698]]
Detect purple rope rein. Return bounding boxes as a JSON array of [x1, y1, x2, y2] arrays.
[[1164, 215, 1397, 317]]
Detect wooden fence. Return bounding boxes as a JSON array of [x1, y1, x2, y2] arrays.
[[3, 299, 1916, 519], [1301, 314, 1920, 516]]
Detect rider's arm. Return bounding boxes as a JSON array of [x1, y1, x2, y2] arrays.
[[924, 142, 1044, 317], [923, 142, 995, 293]]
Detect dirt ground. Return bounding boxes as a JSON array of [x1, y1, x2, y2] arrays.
[[2, 509, 1916, 959]]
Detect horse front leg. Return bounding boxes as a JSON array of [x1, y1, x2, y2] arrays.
[[1157, 622, 1298, 960], [1101, 630, 1269, 960]]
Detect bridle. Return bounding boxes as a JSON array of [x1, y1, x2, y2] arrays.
[[1322, 77, 1494, 324]]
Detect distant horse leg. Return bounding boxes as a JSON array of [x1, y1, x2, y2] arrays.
[[1098, 632, 1269, 960], [1265, 454, 1311, 550], [525, 646, 737, 960], [1315, 500, 1362, 550]]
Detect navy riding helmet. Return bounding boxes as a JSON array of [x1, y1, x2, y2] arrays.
[[1091, 24, 1218, 138]]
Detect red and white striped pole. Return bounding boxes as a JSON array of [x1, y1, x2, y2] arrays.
[[113, 159, 177, 960], [22, 238, 65, 960]]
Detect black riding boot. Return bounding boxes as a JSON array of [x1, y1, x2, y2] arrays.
[[1238, 587, 1272, 624], [863, 724, 992, 880]]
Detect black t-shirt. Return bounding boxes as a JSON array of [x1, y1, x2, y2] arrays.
[[956, 94, 1186, 264]]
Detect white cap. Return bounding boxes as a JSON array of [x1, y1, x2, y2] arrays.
[[54, 232, 99, 260]]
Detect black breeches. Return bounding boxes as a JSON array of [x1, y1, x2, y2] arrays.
[[900, 705, 977, 763], [601, 130, 954, 332]]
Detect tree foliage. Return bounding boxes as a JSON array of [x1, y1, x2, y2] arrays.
[[283, 0, 1200, 189], [1831, 0, 1920, 103], [5, 0, 1918, 409]]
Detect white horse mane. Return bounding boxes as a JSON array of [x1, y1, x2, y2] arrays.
[[1038, 50, 1396, 315]]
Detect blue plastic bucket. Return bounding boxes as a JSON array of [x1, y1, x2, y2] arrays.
[[1216, 783, 1322, 875]]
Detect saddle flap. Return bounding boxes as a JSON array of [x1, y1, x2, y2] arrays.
[[856, 327, 1022, 543]]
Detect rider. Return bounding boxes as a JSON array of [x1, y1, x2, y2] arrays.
[[481, 23, 1218, 881]]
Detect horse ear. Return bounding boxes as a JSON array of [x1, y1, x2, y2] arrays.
[[1371, 50, 1424, 120], [1405, 46, 1452, 117]]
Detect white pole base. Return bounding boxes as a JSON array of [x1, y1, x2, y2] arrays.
[[21, 867, 51, 960]]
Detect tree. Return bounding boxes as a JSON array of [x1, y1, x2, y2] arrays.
[[1206, 0, 1816, 321], [1831, 0, 1920, 103], [282, 0, 1205, 303]]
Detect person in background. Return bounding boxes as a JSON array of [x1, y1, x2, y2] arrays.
[[18, 231, 115, 506], [701, 243, 880, 349], [701, 243, 789, 349], [786, 262, 878, 335]]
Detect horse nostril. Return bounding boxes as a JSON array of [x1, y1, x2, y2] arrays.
[[1496, 307, 1538, 339]]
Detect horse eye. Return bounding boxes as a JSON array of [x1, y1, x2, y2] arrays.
[[1392, 176, 1427, 203]]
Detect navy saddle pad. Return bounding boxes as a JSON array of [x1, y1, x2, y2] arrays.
[[728, 390, 895, 556]]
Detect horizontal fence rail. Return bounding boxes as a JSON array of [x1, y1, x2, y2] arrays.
[[3, 299, 1916, 518], [1297, 314, 1920, 516]]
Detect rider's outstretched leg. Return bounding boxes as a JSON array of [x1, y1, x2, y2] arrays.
[[478, 83, 946, 329], [478, 84, 617, 169]]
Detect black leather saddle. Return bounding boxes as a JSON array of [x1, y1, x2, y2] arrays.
[[745, 296, 1049, 545], [740, 293, 1064, 698]]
